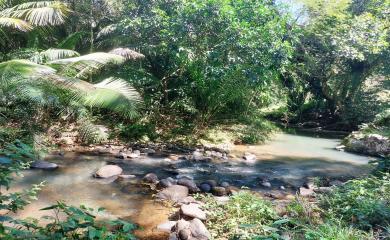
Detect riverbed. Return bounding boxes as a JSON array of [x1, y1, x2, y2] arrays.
[[11, 132, 374, 239]]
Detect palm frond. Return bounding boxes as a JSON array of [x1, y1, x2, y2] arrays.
[[96, 24, 119, 39], [109, 48, 145, 61], [49, 52, 125, 79], [0, 59, 56, 77], [0, 17, 32, 31], [5, 1, 71, 26], [31, 48, 80, 63], [82, 77, 141, 118], [49, 52, 125, 65]]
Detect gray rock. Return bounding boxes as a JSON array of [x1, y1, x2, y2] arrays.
[[243, 153, 256, 162], [329, 180, 344, 187], [94, 165, 122, 178], [192, 151, 204, 161], [181, 203, 206, 220], [117, 174, 136, 179], [299, 187, 315, 197], [261, 181, 271, 188], [212, 187, 227, 196], [169, 233, 178, 240], [199, 183, 211, 193], [156, 185, 189, 202], [189, 218, 211, 240], [203, 180, 217, 188], [157, 221, 176, 233], [177, 178, 199, 193], [345, 133, 390, 156], [159, 178, 174, 188], [220, 181, 230, 188], [177, 196, 198, 205], [31, 161, 58, 170], [143, 173, 159, 184], [115, 152, 127, 159], [176, 175, 194, 180], [179, 229, 191, 240]]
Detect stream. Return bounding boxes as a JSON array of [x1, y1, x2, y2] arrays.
[[11, 132, 374, 239]]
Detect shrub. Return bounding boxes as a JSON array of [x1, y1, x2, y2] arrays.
[[4, 202, 136, 240], [303, 221, 374, 240], [319, 174, 390, 230], [199, 191, 287, 239]]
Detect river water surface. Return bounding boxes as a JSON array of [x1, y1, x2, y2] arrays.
[[11, 132, 374, 239]]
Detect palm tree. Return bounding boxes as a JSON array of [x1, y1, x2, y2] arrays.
[[0, 1, 70, 43], [0, 49, 143, 119]]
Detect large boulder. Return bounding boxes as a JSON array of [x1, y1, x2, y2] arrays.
[[157, 221, 177, 233], [177, 178, 200, 193], [181, 203, 207, 220], [94, 165, 122, 178], [156, 185, 189, 202], [212, 187, 227, 196], [345, 133, 390, 156], [143, 173, 159, 184], [31, 161, 58, 170], [189, 218, 211, 240]]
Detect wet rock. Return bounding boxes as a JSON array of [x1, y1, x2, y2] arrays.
[[157, 221, 176, 233], [181, 203, 206, 220], [178, 196, 199, 205], [199, 183, 212, 193], [261, 181, 271, 188], [178, 229, 191, 240], [157, 185, 189, 202], [31, 160, 58, 170], [335, 145, 345, 151], [115, 152, 127, 159], [94, 165, 122, 178], [243, 153, 256, 162], [299, 187, 315, 197], [203, 180, 217, 188], [169, 233, 178, 240], [143, 148, 156, 154], [117, 174, 136, 180], [314, 187, 332, 194], [189, 218, 211, 240], [176, 175, 194, 180], [159, 178, 174, 188], [169, 155, 180, 161], [345, 133, 390, 156], [220, 181, 230, 188], [178, 178, 199, 193], [226, 186, 240, 195], [329, 180, 344, 187], [212, 187, 227, 196], [143, 173, 159, 184], [192, 151, 204, 161]]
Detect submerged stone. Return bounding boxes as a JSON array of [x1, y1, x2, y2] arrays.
[[31, 160, 58, 170], [94, 165, 122, 178]]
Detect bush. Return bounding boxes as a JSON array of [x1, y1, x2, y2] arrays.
[[118, 123, 157, 142], [320, 174, 390, 230], [199, 191, 287, 239], [303, 221, 374, 240], [4, 202, 136, 240]]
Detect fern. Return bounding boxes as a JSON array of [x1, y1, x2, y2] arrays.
[[78, 119, 108, 144]]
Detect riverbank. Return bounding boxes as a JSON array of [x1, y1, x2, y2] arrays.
[[10, 132, 375, 239]]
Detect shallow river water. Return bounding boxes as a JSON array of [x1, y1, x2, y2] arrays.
[[11, 132, 374, 239]]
